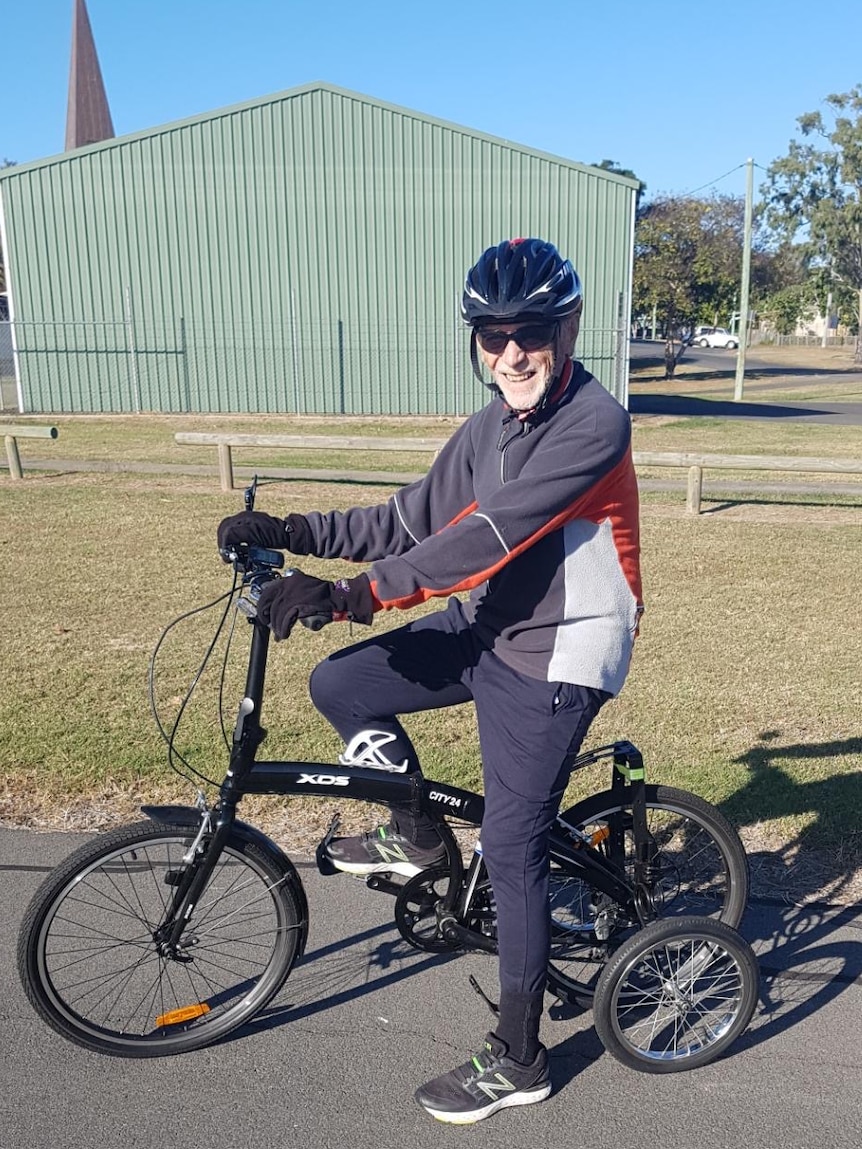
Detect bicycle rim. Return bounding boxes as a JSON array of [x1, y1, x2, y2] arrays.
[[20, 823, 304, 1056], [593, 916, 759, 1072], [547, 786, 749, 1004]]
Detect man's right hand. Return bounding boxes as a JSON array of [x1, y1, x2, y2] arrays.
[[218, 510, 289, 552], [217, 511, 313, 554]]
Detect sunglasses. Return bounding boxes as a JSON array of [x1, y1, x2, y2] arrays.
[[475, 323, 558, 355]]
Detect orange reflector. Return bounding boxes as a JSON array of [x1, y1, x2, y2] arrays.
[[590, 825, 611, 846], [155, 1003, 211, 1028]]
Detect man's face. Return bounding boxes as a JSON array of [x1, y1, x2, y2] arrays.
[[476, 321, 560, 410]]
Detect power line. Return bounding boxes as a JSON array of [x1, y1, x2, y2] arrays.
[[685, 160, 772, 196], [681, 162, 747, 196]]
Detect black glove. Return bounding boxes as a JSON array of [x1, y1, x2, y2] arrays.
[[217, 511, 289, 552], [217, 511, 315, 555], [256, 570, 375, 641], [283, 513, 314, 555]]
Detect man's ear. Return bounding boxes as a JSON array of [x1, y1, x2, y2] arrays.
[[558, 306, 582, 356]]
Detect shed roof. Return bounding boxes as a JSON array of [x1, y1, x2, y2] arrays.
[[1, 81, 640, 190]]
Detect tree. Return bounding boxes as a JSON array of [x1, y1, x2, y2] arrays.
[[633, 194, 746, 377], [591, 159, 647, 209], [763, 86, 862, 359]]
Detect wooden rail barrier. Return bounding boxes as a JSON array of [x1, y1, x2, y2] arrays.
[[634, 451, 862, 513], [175, 432, 862, 513], [0, 423, 59, 480], [174, 432, 448, 492]]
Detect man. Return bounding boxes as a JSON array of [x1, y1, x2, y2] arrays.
[[218, 237, 642, 1123]]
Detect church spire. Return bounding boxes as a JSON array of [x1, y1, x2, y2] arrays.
[[65, 0, 115, 150]]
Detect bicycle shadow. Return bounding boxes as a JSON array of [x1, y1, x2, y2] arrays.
[[216, 730, 862, 1074], [214, 918, 465, 1045], [711, 731, 862, 1059]]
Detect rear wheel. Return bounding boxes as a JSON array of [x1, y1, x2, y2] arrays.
[[593, 916, 759, 1072], [546, 786, 749, 1004], [18, 821, 305, 1056]]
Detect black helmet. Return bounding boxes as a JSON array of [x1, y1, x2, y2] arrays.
[[461, 238, 582, 326]]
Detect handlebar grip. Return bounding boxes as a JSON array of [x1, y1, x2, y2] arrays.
[[300, 613, 332, 632]]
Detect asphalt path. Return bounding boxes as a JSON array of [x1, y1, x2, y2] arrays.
[[2, 826, 861, 1149], [629, 341, 862, 425]]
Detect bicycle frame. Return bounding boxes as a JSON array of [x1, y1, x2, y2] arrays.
[[154, 605, 649, 946]]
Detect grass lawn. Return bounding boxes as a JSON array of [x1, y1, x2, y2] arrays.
[[1, 342, 860, 901]]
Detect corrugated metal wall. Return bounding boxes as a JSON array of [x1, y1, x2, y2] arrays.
[[0, 83, 637, 415]]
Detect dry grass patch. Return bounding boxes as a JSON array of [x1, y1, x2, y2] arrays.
[[2, 468, 860, 903]]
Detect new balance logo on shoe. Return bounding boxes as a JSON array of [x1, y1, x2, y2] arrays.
[[475, 1072, 517, 1101]]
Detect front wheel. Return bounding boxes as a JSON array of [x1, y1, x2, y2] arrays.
[[18, 821, 306, 1057], [546, 785, 749, 1004], [593, 916, 759, 1072]]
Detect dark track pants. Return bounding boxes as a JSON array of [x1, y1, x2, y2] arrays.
[[309, 598, 609, 996]]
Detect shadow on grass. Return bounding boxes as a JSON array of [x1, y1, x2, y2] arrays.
[[629, 393, 837, 419], [721, 732, 862, 905], [699, 494, 862, 513]]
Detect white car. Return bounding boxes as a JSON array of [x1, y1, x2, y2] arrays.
[[694, 326, 739, 349]]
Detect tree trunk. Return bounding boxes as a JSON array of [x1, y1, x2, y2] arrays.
[[664, 338, 676, 379], [856, 288, 862, 364]]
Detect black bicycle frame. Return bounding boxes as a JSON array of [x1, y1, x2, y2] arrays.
[[163, 608, 647, 948]]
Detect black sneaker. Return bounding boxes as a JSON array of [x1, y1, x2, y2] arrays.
[[324, 822, 446, 878], [414, 1034, 551, 1124]]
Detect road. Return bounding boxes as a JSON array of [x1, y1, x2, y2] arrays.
[[629, 341, 862, 425], [2, 826, 861, 1149]]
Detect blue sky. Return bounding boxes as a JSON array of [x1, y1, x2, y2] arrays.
[[3, 0, 859, 206]]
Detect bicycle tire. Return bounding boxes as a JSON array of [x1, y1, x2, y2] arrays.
[[592, 915, 759, 1072], [547, 785, 749, 1005], [18, 820, 306, 1057]]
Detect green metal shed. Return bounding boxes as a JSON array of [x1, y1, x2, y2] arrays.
[[0, 82, 637, 415]]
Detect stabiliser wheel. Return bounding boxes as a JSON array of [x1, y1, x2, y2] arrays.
[[546, 786, 749, 1006], [592, 915, 760, 1073], [394, 868, 460, 953]]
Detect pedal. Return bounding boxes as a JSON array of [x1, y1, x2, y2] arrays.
[[314, 813, 343, 876]]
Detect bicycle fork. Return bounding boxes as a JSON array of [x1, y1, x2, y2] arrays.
[[151, 803, 238, 958]]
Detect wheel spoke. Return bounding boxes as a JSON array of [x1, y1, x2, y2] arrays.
[[23, 827, 302, 1053]]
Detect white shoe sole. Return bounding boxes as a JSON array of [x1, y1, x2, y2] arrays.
[[419, 1082, 552, 1124], [328, 858, 426, 878]]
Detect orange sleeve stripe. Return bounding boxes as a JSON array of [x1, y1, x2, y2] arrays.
[[441, 500, 478, 529], [370, 453, 639, 612]]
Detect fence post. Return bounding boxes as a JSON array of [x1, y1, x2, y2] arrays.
[[686, 465, 703, 514], [217, 443, 234, 492], [4, 434, 22, 479], [614, 292, 628, 406], [124, 285, 142, 413]]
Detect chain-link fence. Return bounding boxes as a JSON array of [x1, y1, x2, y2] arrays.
[[2, 314, 629, 415]]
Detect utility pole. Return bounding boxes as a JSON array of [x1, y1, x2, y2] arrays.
[[734, 158, 754, 402], [821, 290, 833, 348]]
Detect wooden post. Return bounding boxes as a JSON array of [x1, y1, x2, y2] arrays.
[[217, 443, 234, 492], [686, 465, 703, 514], [5, 435, 23, 480]]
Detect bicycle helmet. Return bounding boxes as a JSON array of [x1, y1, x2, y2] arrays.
[[461, 238, 582, 326]]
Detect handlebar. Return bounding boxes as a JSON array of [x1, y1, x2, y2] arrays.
[[220, 544, 332, 632], [219, 543, 285, 574]]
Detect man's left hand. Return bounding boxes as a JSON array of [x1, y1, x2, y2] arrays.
[[256, 571, 375, 641]]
